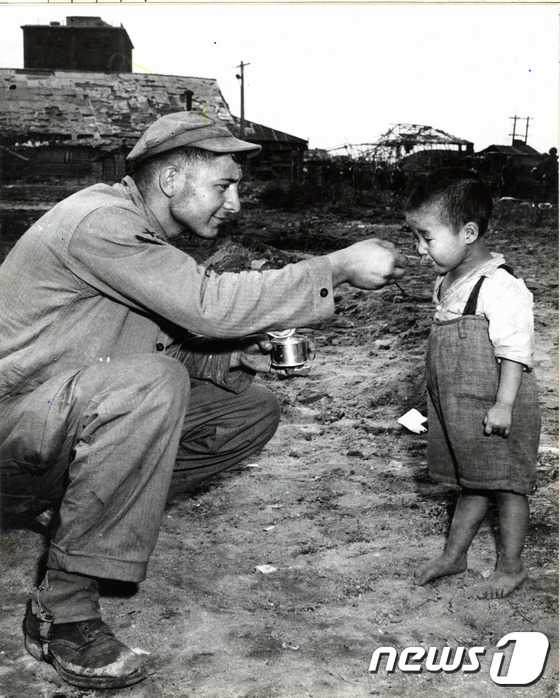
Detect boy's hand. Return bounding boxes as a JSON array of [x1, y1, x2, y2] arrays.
[[483, 359, 523, 438], [483, 403, 513, 438]]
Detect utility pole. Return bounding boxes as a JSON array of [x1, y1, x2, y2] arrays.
[[236, 61, 250, 139], [509, 115, 518, 145], [509, 115, 531, 145], [524, 116, 531, 145]]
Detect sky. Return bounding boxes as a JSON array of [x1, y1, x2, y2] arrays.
[[1, 4, 558, 155]]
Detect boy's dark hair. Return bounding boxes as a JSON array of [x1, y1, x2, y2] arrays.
[[405, 168, 493, 235]]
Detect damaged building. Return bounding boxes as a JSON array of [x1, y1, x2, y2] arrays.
[[369, 123, 474, 172], [0, 67, 235, 183], [305, 124, 474, 196], [0, 16, 307, 184]]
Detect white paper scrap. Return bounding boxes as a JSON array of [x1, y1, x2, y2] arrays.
[[255, 564, 277, 574], [398, 408, 428, 434]]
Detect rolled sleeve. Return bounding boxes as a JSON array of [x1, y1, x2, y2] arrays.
[[66, 207, 335, 338], [481, 272, 535, 369]]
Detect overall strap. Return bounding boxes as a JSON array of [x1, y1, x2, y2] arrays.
[[462, 264, 516, 316]]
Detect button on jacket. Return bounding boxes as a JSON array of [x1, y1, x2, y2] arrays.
[[0, 177, 334, 398]]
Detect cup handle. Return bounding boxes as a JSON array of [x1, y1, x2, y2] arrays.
[[307, 339, 316, 361]]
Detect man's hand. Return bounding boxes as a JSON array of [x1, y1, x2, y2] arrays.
[[326, 238, 407, 289], [229, 334, 315, 377], [229, 334, 273, 373]]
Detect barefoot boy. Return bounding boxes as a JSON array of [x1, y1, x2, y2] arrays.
[[404, 168, 541, 599]]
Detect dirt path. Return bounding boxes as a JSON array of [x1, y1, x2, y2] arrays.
[[0, 196, 557, 697]]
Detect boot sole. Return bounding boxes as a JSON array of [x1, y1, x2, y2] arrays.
[[25, 633, 146, 689]]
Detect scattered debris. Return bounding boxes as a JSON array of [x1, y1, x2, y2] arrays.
[[398, 408, 428, 434]]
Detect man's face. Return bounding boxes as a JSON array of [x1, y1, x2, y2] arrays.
[[169, 154, 242, 239]]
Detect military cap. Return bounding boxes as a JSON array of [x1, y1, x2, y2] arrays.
[[127, 112, 261, 163]]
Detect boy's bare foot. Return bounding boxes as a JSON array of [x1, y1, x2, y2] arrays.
[[414, 552, 468, 586], [475, 562, 528, 599]]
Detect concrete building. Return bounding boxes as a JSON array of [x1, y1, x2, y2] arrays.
[[22, 16, 133, 73]]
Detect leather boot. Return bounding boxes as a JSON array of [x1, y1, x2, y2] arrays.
[[24, 598, 146, 689]]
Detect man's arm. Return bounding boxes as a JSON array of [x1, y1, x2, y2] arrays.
[[327, 239, 407, 289], [69, 208, 407, 338]]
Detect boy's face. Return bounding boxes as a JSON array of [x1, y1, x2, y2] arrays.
[[406, 204, 468, 274]]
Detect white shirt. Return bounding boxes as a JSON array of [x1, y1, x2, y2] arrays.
[[433, 253, 535, 369]]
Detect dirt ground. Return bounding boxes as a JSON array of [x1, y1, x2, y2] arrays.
[[0, 187, 558, 698]]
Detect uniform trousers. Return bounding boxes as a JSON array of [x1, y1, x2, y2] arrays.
[[0, 354, 280, 584]]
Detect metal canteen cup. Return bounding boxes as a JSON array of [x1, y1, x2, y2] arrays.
[[270, 335, 315, 369]]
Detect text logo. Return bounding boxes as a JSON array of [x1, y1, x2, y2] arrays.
[[369, 632, 549, 686]]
